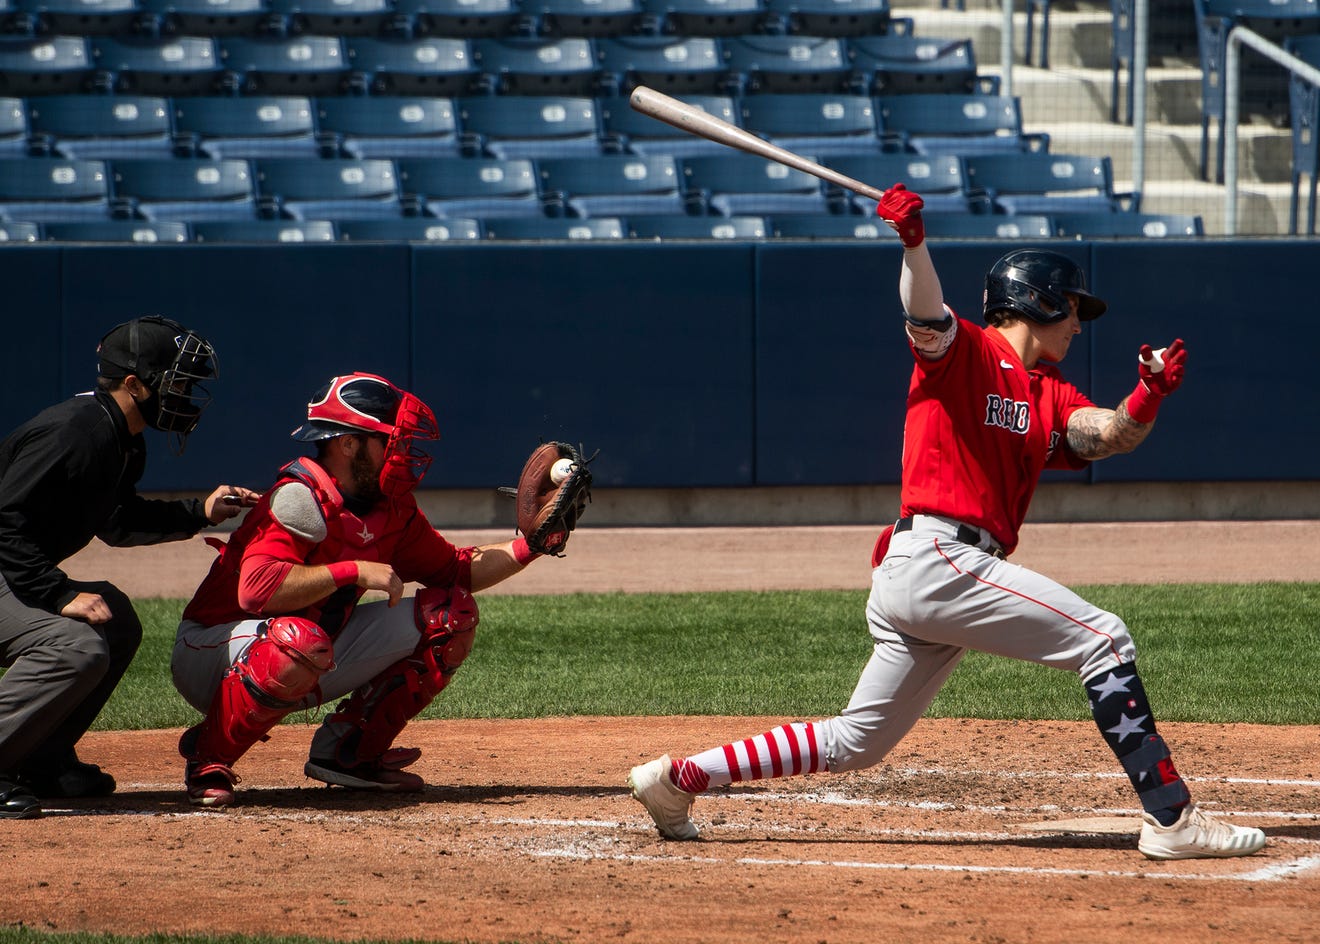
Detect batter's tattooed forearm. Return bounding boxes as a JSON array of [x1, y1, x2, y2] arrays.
[[1066, 405, 1152, 460]]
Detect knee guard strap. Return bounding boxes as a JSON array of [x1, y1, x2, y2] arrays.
[[183, 617, 334, 767], [1119, 733, 1192, 811], [329, 586, 479, 767]]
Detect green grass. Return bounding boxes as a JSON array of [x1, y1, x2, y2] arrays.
[[98, 583, 1320, 730]]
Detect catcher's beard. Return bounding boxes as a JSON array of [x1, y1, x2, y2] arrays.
[[349, 448, 385, 505]]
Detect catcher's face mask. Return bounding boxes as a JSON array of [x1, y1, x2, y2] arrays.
[[380, 392, 439, 499]]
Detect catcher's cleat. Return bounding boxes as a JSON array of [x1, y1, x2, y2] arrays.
[[1138, 804, 1266, 860], [185, 760, 238, 808], [0, 777, 42, 820], [627, 755, 699, 841], [20, 751, 116, 799], [303, 758, 425, 792]]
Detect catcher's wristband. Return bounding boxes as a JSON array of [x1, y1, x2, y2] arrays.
[[1125, 380, 1163, 424], [326, 560, 359, 588], [512, 536, 539, 565]]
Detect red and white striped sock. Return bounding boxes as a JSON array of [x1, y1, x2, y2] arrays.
[[669, 722, 826, 793]]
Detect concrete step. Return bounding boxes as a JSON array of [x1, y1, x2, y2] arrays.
[[1129, 178, 1302, 235]]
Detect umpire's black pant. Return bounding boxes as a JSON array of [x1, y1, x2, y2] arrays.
[[0, 576, 143, 776]]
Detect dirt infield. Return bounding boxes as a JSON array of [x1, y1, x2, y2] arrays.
[[5, 521, 1316, 944]]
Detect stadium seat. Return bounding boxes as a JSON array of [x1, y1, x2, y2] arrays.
[[457, 95, 601, 158], [12, 0, 141, 35], [193, 218, 335, 240], [721, 34, 850, 94], [1285, 34, 1320, 235], [471, 36, 601, 95], [337, 216, 482, 239], [345, 36, 479, 96], [875, 93, 1048, 156], [922, 212, 1054, 239], [0, 219, 41, 241], [596, 35, 725, 95], [111, 157, 256, 219], [626, 212, 765, 238], [738, 92, 882, 156], [90, 35, 223, 95], [641, 0, 767, 37], [397, 156, 543, 217], [255, 157, 401, 219], [538, 153, 687, 217], [599, 92, 739, 157], [482, 215, 624, 238], [218, 35, 349, 95], [0, 97, 29, 156], [138, 0, 270, 37], [395, 0, 522, 38], [846, 35, 985, 95], [27, 94, 175, 159], [769, 213, 883, 237], [822, 152, 973, 214], [527, 0, 645, 37], [44, 219, 190, 241], [963, 153, 1131, 216], [265, 0, 394, 36], [1051, 211, 1204, 239], [0, 35, 94, 95], [681, 152, 834, 216], [0, 157, 110, 220], [316, 96, 460, 159], [763, 0, 900, 38], [173, 94, 319, 158]]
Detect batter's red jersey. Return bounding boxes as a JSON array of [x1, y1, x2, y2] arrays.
[[183, 458, 469, 632], [899, 317, 1094, 554]]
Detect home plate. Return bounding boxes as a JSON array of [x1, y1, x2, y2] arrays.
[[1018, 817, 1136, 834]]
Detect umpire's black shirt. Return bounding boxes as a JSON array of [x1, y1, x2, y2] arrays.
[[0, 389, 209, 614]]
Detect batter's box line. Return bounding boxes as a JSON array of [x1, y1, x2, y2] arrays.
[[884, 767, 1320, 789]]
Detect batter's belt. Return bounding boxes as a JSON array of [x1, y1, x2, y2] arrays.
[[894, 516, 1006, 560]]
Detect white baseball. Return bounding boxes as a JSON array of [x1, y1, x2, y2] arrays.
[[550, 458, 574, 485], [1139, 347, 1167, 373]]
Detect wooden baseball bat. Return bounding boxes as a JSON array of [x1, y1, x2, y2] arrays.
[[628, 85, 888, 203]]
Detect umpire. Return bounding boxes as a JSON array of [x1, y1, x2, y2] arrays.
[[0, 316, 258, 819]]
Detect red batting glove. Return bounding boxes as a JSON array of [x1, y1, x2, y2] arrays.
[[875, 182, 925, 249], [1126, 338, 1186, 423]]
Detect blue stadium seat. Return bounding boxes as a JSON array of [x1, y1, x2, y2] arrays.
[[193, 218, 335, 240], [457, 95, 601, 158], [738, 92, 882, 156], [91, 36, 223, 95], [138, 0, 270, 37], [681, 153, 834, 216], [821, 153, 973, 214], [963, 153, 1131, 216], [337, 216, 482, 240], [111, 157, 256, 219], [345, 36, 479, 96], [44, 219, 190, 241], [769, 213, 883, 237], [875, 93, 1048, 156], [626, 212, 765, 238], [27, 95, 175, 159], [527, 0, 645, 37], [265, 0, 394, 35], [0, 157, 110, 220], [847, 35, 986, 95], [923, 212, 1054, 239], [0, 36, 94, 95], [482, 215, 624, 238], [0, 97, 29, 156], [641, 0, 766, 37], [1285, 34, 1320, 235], [394, 0, 522, 38], [255, 157, 401, 219], [763, 0, 899, 37], [1051, 211, 1204, 239], [173, 95, 319, 158], [0, 219, 41, 241], [316, 96, 460, 159], [12, 0, 141, 35], [397, 156, 543, 217], [471, 36, 601, 95], [599, 92, 738, 157], [722, 34, 850, 94], [596, 36, 725, 95], [538, 154, 687, 217], [219, 35, 349, 95]]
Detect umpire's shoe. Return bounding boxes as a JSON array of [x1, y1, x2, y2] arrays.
[[0, 777, 42, 819], [628, 755, 699, 840], [20, 750, 116, 799], [1138, 803, 1266, 860]]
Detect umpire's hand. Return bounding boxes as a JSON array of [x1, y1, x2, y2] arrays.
[[204, 485, 263, 524]]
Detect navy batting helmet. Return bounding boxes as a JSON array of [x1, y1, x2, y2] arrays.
[[983, 249, 1106, 325]]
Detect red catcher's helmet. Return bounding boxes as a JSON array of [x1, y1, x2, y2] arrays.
[[291, 372, 439, 498]]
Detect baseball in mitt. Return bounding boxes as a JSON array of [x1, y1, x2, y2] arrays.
[[497, 442, 594, 556]]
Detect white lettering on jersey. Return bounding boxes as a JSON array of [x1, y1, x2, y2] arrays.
[[984, 394, 1030, 434]]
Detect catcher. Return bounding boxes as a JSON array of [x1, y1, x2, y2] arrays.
[[170, 371, 592, 807]]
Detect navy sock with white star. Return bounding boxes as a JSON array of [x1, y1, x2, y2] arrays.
[[1084, 663, 1191, 827]]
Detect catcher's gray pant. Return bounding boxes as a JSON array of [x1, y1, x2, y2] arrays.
[[0, 576, 142, 773], [172, 599, 423, 761], [818, 514, 1136, 773]]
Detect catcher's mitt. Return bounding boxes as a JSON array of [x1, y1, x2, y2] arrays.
[[497, 442, 594, 557]]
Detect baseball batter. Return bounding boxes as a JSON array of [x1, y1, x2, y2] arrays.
[[628, 183, 1266, 861]]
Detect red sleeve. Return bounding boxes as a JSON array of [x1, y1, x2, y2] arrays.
[[392, 512, 474, 590], [237, 516, 311, 614]]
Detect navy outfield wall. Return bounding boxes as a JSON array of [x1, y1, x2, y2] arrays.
[[0, 240, 1314, 492]]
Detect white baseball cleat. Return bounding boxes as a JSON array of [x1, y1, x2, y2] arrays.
[[627, 755, 699, 840], [1138, 804, 1266, 860]]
